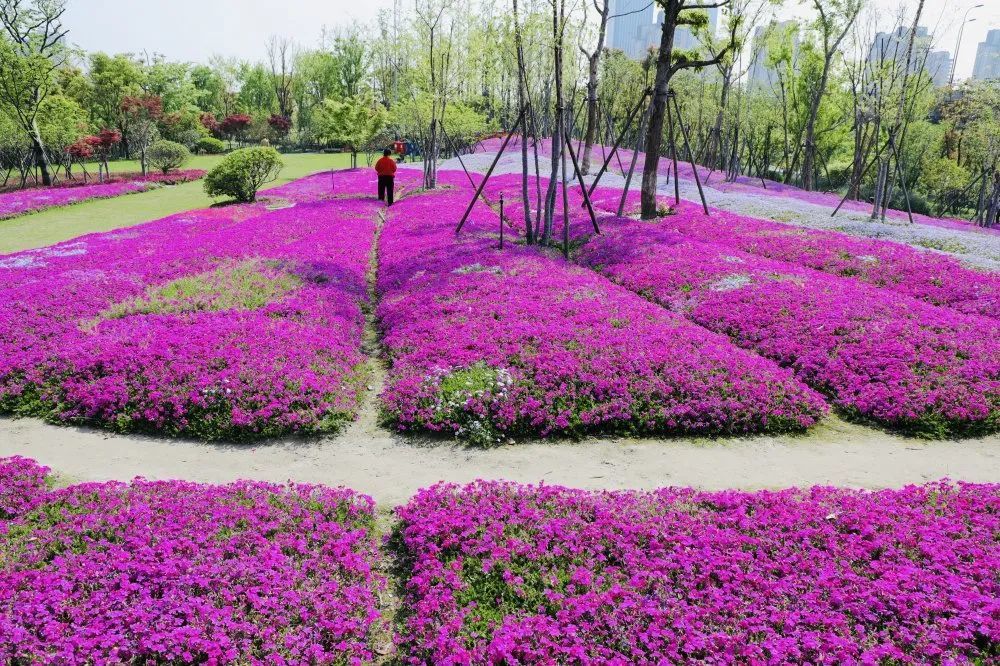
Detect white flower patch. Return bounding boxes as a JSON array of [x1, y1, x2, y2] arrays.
[[0, 255, 44, 269], [61, 268, 107, 281], [42, 242, 87, 258], [709, 274, 752, 291], [453, 263, 503, 276], [105, 231, 140, 241]]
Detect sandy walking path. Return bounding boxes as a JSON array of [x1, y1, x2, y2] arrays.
[[3, 412, 997, 506]]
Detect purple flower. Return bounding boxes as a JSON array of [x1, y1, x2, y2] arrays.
[[0, 462, 383, 664], [395, 480, 1000, 664]]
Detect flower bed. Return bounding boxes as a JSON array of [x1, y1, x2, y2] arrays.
[[377, 174, 826, 444], [0, 456, 49, 519], [577, 221, 1000, 437], [601, 198, 999, 320], [0, 170, 206, 220], [0, 458, 382, 663], [0, 177, 377, 439], [394, 480, 1000, 664]]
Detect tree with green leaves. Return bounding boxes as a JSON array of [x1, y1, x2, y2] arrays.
[[799, 0, 861, 191], [37, 93, 86, 179], [314, 95, 388, 168], [640, 0, 741, 219], [0, 107, 31, 186], [86, 52, 144, 156], [329, 26, 368, 99], [0, 0, 69, 185]]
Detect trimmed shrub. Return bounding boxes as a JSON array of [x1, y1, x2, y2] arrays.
[[203, 147, 283, 203], [147, 140, 191, 174], [195, 136, 226, 155]]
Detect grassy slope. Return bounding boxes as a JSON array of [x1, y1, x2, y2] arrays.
[[0, 153, 367, 254]]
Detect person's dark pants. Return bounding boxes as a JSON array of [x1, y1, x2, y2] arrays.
[[378, 175, 395, 205]]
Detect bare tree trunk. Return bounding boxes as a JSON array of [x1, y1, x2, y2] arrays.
[[512, 0, 533, 243], [29, 119, 52, 186], [543, 0, 564, 243], [800, 60, 830, 192], [873, 0, 924, 214], [580, 0, 609, 175], [706, 69, 732, 170], [640, 5, 678, 220]]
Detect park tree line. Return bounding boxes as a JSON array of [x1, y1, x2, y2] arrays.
[[0, 0, 998, 224]]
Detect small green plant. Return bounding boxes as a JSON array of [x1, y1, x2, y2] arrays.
[[196, 136, 226, 154], [420, 363, 515, 446], [203, 147, 284, 202], [656, 202, 675, 217], [147, 140, 191, 174]]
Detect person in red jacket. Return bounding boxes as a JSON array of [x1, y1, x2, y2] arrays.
[[375, 149, 398, 206]]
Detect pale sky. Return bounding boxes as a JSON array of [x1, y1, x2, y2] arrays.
[[64, 0, 998, 81]]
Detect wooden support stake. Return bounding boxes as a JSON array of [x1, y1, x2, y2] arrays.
[[563, 127, 600, 234], [456, 105, 528, 233], [671, 91, 709, 215], [667, 95, 680, 206], [440, 124, 477, 190], [618, 103, 650, 217], [887, 134, 914, 225], [587, 88, 651, 197], [499, 193, 505, 249]]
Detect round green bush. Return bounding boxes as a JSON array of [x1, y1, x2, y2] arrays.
[[203, 147, 284, 203], [147, 140, 191, 174], [195, 136, 226, 155]]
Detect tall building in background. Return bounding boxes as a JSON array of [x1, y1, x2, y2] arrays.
[[972, 29, 1000, 81], [748, 20, 799, 91], [924, 50, 953, 88], [606, 0, 717, 60], [868, 26, 952, 88]]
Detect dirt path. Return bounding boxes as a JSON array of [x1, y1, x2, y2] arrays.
[[2, 415, 996, 506]]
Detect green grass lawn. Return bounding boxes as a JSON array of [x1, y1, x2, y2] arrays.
[[0, 152, 366, 254]]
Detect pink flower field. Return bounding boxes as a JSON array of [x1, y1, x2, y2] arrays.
[[3, 457, 998, 663], [577, 220, 1000, 437], [484, 172, 999, 320], [0, 170, 206, 220], [630, 198, 999, 320], [2, 168, 997, 440], [395, 480, 1000, 664], [0, 457, 382, 664], [0, 175, 376, 439], [377, 172, 826, 444]]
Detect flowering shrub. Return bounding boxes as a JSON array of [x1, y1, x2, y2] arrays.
[[0, 470, 382, 663], [394, 480, 1000, 664], [0, 456, 50, 519], [0, 178, 376, 439], [377, 173, 826, 444], [204, 147, 284, 202], [577, 222, 1000, 437], [0, 170, 207, 219]]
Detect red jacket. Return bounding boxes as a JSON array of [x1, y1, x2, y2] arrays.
[[375, 156, 397, 177]]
